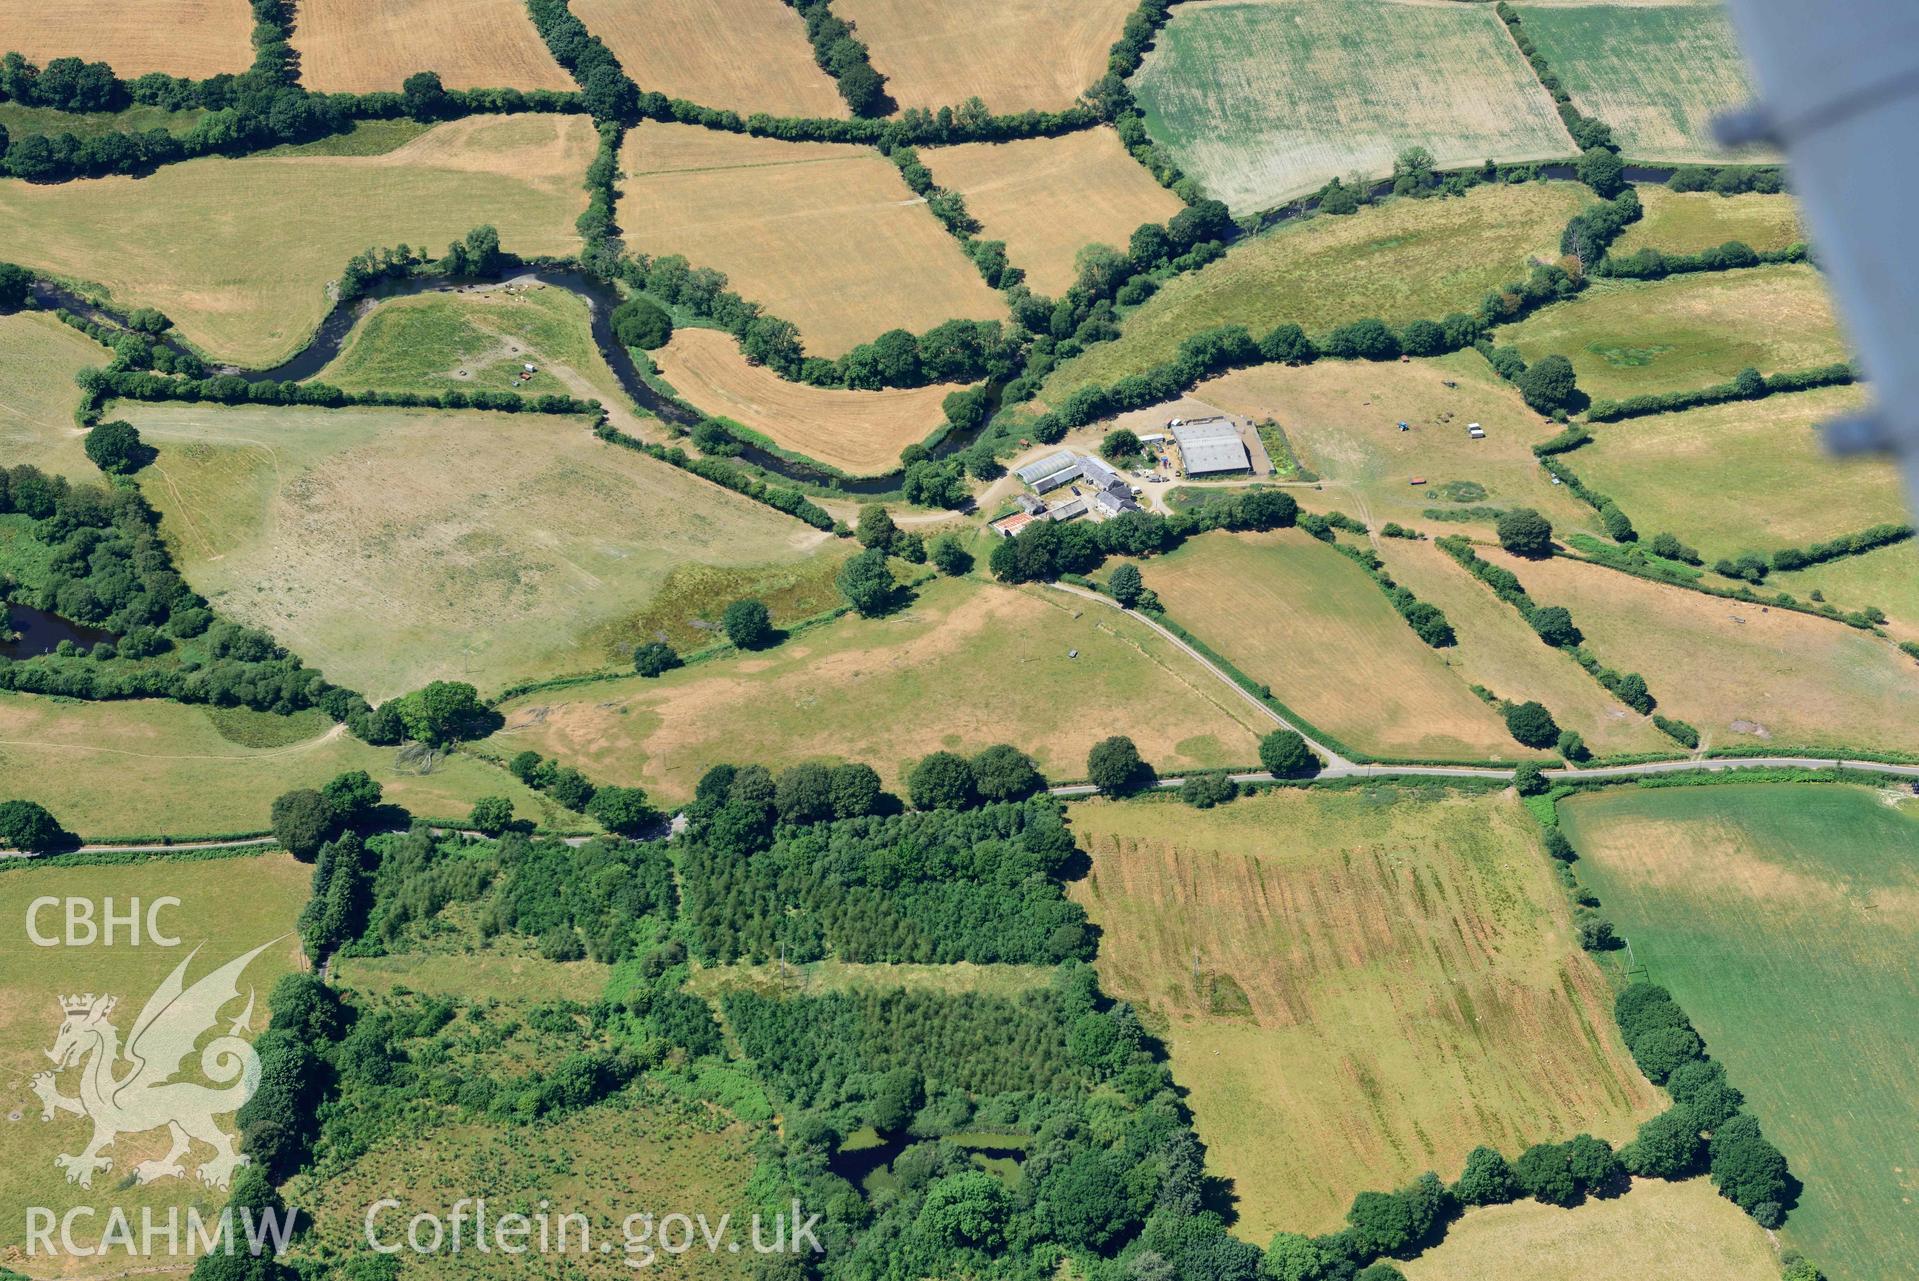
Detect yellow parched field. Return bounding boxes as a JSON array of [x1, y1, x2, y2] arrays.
[[487, 576, 1269, 804], [0, 114, 593, 367], [1613, 188, 1806, 256], [572, 0, 847, 118], [835, 0, 1139, 113], [1479, 547, 1919, 752], [128, 400, 829, 700], [1067, 789, 1659, 1239], [922, 128, 1187, 297], [0, 311, 112, 484], [618, 123, 1006, 356], [650, 327, 965, 474], [1403, 1178, 1778, 1281], [0, 0, 252, 78], [291, 0, 573, 93], [1136, 529, 1525, 761]]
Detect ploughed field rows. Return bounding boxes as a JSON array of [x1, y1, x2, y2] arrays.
[[572, 0, 848, 118], [0, 114, 594, 367], [290, 0, 574, 93], [1068, 788, 1658, 1238], [1131, 0, 1574, 214]]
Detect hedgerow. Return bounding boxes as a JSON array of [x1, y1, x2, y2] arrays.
[[1586, 362, 1856, 422]]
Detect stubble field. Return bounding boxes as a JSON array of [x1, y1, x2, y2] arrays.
[[1067, 788, 1658, 1239], [571, 0, 846, 118], [290, 0, 573, 93], [0, 0, 252, 78]]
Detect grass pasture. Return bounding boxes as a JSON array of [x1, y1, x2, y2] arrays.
[[1502, 264, 1849, 402], [487, 575, 1268, 804], [1041, 182, 1589, 402], [0, 0, 252, 78], [1133, 529, 1525, 760], [0, 311, 113, 483], [1613, 187, 1805, 256], [0, 114, 593, 366], [1067, 788, 1657, 1238], [1375, 538, 1669, 757], [572, 0, 846, 117], [0, 693, 557, 836], [1477, 547, 1919, 751], [1561, 783, 1919, 1281], [922, 129, 1187, 297], [128, 401, 828, 699], [834, 0, 1139, 113], [1194, 351, 1601, 538], [0, 102, 207, 141], [1512, 3, 1771, 163], [1133, 0, 1572, 213], [1774, 540, 1919, 639], [617, 124, 1006, 357], [0, 853, 310, 1281], [291, 0, 572, 92], [1575, 384, 1902, 560], [649, 327, 964, 474], [1402, 1177, 1776, 1281]]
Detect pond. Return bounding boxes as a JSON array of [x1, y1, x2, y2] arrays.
[[828, 1127, 1031, 1196], [0, 603, 116, 660]]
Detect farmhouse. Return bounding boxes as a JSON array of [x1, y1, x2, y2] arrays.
[[1172, 417, 1252, 476]]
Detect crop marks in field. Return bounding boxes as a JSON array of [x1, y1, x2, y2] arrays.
[[835, 0, 1139, 114], [1132, 0, 1573, 214], [1068, 788, 1657, 1238], [572, 0, 847, 118], [0, 115, 594, 366], [922, 128, 1187, 297], [649, 327, 965, 475], [0, 0, 252, 78], [291, 0, 573, 93], [1512, 2, 1772, 163], [128, 401, 829, 700], [1562, 783, 1919, 1281], [617, 124, 1007, 358]]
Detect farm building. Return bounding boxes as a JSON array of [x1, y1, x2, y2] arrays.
[[1172, 417, 1252, 476], [1016, 449, 1085, 493]]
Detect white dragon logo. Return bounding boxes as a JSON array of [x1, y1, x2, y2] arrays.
[[31, 940, 277, 1190]]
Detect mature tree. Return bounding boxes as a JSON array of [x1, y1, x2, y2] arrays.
[[1666, 1059, 1744, 1131], [469, 796, 515, 837], [916, 1170, 1012, 1249], [321, 770, 382, 828], [1512, 1142, 1577, 1206], [837, 547, 898, 618], [1495, 507, 1554, 558], [1565, 1133, 1624, 1196], [1179, 770, 1237, 809], [1101, 428, 1143, 463], [400, 70, 449, 119], [971, 744, 1044, 801], [1322, 317, 1400, 361], [775, 762, 835, 824], [723, 599, 774, 649], [1357, 1266, 1408, 1281], [1087, 735, 1148, 795], [1613, 671, 1654, 713], [1454, 1146, 1517, 1206], [633, 640, 680, 677], [586, 785, 657, 836], [1517, 354, 1579, 414], [1262, 1232, 1330, 1281], [1709, 1114, 1790, 1221], [1631, 1024, 1704, 1084], [83, 420, 149, 474], [1259, 729, 1318, 778], [828, 762, 884, 819], [609, 296, 672, 349], [902, 459, 969, 508], [399, 679, 485, 744], [0, 261, 32, 311], [1556, 729, 1588, 763], [1577, 146, 1627, 198], [1543, 827, 1576, 861], [1504, 700, 1560, 748], [0, 799, 71, 851], [271, 789, 334, 862], [867, 1065, 924, 1133], [1107, 562, 1144, 608], [1621, 1106, 1705, 1178], [908, 751, 978, 810], [929, 534, 972, 576], [1528, 604, 1578, 647], [855, 504, 898, 550]]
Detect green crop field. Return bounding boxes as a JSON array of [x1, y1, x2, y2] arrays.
[[1575, 384, 1903, 560], [1511, 3, 1774, 163], [0, 852, 311, 1274], [127, 400, 830, 700], [1562, 783, 1919, 1281], [0, 692, 560, 836], [486, 575, 1269, 804], [1613, 188, 1805, 256], [1068, 788, 1658, 1239], [1040, 182, 1588, 403], [0, 311, 113, 483], [1132, 0, 1572, 214], [1501, 264, 1850, 401]]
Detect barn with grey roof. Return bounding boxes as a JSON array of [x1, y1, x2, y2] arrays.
[[1172, 418, 1251, 476]]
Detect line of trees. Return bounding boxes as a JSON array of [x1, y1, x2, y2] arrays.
[[988, 487, 1299, 585], [1597, 239, 1807, 281], [1586, 361, 1857, 423], [790, 0, 890, 116]]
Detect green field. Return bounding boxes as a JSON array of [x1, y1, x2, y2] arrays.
[[0, 852, 311, 1277], [1774, 540, 1919, 638], [0, 101, 207, 140], [0, 310, 112, 483], [1613, 188, 1805, 256], [1041, 182, 1588, 403], [1069, 788, 1658, 1238], [1575, 384, 1903, 559], [1132, 0, 1572, 214], [1501, 264, 1849, 401], [128, 400, 829, 699], [0, 692, 562, 836], [1562, 783, 1919, 1281], [1512, 3, 1773, 163], [486, 574, 1269, 804]]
